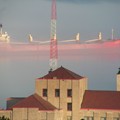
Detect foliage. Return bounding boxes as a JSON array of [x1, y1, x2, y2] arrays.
[[0, 116, 10, 120]]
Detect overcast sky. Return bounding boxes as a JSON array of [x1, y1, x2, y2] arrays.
[[0, 0, 120, 42], [0, 0, 120, 108]]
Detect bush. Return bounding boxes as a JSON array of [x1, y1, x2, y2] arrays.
[[0, 116, 10, 120]]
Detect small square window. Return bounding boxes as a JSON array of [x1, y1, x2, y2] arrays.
[[67, 89, 72, 97], [43, 89, 47, 97], [84, 116, 94, 120], [67, 103, 72, 111], [113, 118, 119, 120], [55, 89, 60, 97], [101, 117, 106, 120], [67, 116, 72, 120]]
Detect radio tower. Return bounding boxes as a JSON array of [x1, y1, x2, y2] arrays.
[[50, 0, 58, 71]]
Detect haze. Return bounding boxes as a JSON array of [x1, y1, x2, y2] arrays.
[[0, 0, 120, 108]]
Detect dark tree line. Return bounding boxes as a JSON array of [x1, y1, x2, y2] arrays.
[[0, 116, 10, 120]]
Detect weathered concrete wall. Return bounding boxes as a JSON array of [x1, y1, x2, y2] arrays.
[[0, 110, 12, 119], [12, 108, 62, 120], [79, 110, 120, 120], [117, 74, 120, 91]]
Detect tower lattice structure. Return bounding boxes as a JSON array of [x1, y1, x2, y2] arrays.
[[50, 0, 58, 71]]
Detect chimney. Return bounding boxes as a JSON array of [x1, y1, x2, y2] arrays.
[[117, 68, 120, 74], [49, 68, 52, 74]]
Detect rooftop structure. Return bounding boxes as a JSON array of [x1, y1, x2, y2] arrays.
[[39, 66, 83, 80], [117, 68, 120, 74]]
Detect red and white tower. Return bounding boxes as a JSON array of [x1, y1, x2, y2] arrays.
[[50, 0, 58, 71]]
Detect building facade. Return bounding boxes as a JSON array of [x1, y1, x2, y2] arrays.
[[35, 66, 88, 120], [79, 68, 120, 120]]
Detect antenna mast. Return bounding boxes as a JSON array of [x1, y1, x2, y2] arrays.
[[50, 0, 58, 71]]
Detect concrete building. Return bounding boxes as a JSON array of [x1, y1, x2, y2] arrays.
[[1, 94, 63, 120], [35, 66, 88, 120], [80, 90, 120, 120], [80, 67, 120, 120], [0, 66, 120, 120]]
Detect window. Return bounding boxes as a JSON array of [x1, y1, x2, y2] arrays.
[[113, 118, 119, 120], [100, 117, 106, 120], [43, 89, 47, 97], [84, 116, 94, 120], [55, 89, 60, 97], [67, 103, 72, 111], [67, 89, 72, 97], [67, 116, 72, 120]]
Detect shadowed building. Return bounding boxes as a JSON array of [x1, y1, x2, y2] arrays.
[[6, 97, 25, 109]]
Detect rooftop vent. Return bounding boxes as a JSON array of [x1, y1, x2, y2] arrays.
[[117, 68, 120, 74]]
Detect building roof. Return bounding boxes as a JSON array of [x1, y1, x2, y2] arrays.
[[38, 66, 84, 80], [9, 94, 57, 111], [81, 90, 120, 110]]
